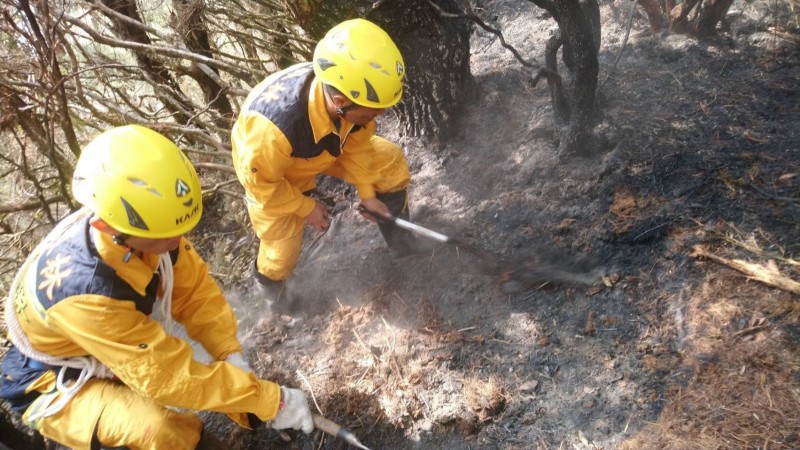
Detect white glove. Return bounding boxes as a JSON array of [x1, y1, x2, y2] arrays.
[[271, 386, 314, 434], [225, 352, 252, 373]]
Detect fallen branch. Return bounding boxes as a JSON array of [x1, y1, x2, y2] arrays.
[[202, 178, 240, 196], [691, 245, 800, 295]]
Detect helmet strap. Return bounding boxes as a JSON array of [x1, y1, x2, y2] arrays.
[[90, 217, 134, 263], [111, 234, 133, 263], [338, 103, 360, 115], [324, 84, 360, 119]]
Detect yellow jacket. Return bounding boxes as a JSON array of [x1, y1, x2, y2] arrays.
[[232, 63, 380, 218], [1, 214, 280, 422]]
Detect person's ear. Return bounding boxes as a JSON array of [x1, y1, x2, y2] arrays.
[[89, 217, 116, 235], [331, 93, 350, 109]]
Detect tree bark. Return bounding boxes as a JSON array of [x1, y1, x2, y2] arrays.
[[97, 0, 195, 124], [529, 0, 600, 155], [669, 0, 700, 33], [554, 0, 599, 154], [172, 0, 234, 127], [635, 0, 733, 37], [287, 0, 472, 141], [542, 37, 570, 124], [693, 0, 734, 37], [638, 0, 666, 33], [368, 0, 471, 140]]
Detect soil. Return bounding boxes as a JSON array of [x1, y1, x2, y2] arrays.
[[189, 1, 799, 449]]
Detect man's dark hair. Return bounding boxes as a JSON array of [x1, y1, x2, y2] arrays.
[[323, 83, 343, 98]]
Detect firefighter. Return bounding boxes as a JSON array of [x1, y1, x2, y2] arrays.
[[231, 18, 420, 308], [0, 125, 313, 450]]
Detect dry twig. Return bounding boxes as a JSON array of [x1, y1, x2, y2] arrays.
[[691, 245, 800, 294]]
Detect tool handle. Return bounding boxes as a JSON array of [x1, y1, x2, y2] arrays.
[[357, 206, 450, 243], [391, 217, 450, 243], [312, 414, 371, 450], [312, 413, 339, 435]]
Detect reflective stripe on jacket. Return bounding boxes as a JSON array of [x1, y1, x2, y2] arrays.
[[0, 215, 281, 421]]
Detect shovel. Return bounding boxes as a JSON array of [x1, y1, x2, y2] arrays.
[[359, 206, 604, 292], [313, 413, 372, 450]]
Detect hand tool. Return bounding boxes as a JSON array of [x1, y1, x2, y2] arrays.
[[358, 206, 604, 292], [313, 413, 372, 450]]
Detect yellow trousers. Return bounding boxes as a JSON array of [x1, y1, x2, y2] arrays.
[[23, 378, 202, 450], [250, 136, 410, 280]]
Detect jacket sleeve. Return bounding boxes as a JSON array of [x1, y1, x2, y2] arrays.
[[44, 295, 282, 422], [336, 121, 380, 200], [168, 238, 240, 361], [233, 112, 316, 217]]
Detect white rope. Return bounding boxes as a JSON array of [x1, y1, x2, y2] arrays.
[[4, 209, 111, 421], [156, 252, 175, 335]]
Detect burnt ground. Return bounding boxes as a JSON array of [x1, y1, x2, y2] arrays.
[[1, 2, 797, 450], [36, 1, 796, 450]]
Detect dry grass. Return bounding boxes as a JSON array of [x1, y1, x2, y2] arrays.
[[622, 257, 800, 450], [463, 375, 509, 422], [251, 293, 464, 434]]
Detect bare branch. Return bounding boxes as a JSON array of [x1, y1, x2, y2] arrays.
[[425, 0, 539, 69], [59, 10, 258, 86], [0, 196, 66, 214], [194, 162, 236, 174]]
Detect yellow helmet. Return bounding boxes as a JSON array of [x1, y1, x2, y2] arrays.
[[313, 18, 405, 108], [72, 125, 203, 238]]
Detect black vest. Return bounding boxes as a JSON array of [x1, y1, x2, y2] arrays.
[[246, 63, 363, 159]]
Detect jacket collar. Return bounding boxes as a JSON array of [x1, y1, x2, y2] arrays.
[[91, 228, 159, 296], [308, 77, 350, 144]]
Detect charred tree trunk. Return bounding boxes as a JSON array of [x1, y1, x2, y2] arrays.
[[368, 0, 471, 140], [288, 0, 471, 140], [529, 0, 600, 155], [693, 0, 735, 37], [636, 0, 734, 36]]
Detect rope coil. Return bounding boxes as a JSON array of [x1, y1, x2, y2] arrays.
[[4, 208, 175, 421]]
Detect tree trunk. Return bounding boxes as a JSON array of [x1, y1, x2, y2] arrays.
[[97, 0, 195, 124], [636, 0, 733, 36], [368, 0, 471, 140], [638, 0, 666, 33], [543, 36, 571, 124], [172, 0, 234, 128], [529, 0, 600, 155], [554, 0, 599, 155], [669, 0, 700, 33], [693, 0, 735, 37], [288, 0, 471, 141]]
